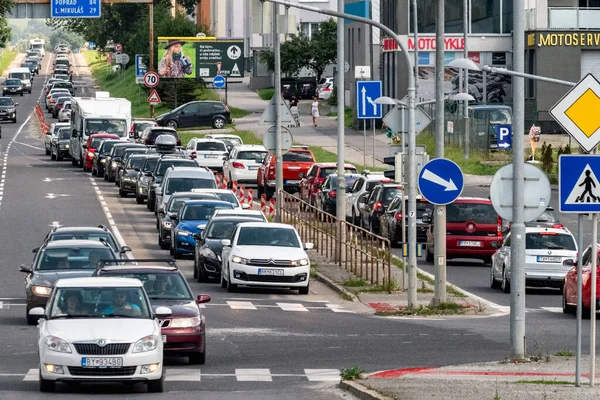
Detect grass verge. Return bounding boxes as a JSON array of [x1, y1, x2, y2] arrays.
[[0, 51, 17, 76], [554, 349, 574, 357], [326, 108, 353, 128], [230, 106, 251, 119], [375, 302, 470, 316], [343, 279, 368, 287], [258, 87, 275, 100], [340, 366, 364, 381]]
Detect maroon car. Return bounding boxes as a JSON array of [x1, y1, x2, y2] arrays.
[[299, 162, 358, 205], [94, 260, 210, 364]]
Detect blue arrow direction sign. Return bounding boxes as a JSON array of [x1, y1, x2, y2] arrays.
[[356, 81, 382, 119], [51, 0, 101, 18], [418, 158, 464, 205], [213, 75, 226, 89], [496, 124, 512, 150], [559, 154, 600, 213]]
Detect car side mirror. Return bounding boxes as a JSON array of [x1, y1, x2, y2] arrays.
[[28, 307, 45, 318], [167, 211, 177, 219], [304, 242, 314, 250], [299, 173, 305, 178], [221, 239, 231, 247], [134, 168, 140, 172], [197, 224, 207, 231], [32, 247, 39, 253], [155, 188, 162, 195], [82, 144, 87, 149], [71, 129, 77, 138], [19, 264, 32, 273], [242, 204, 250, 210], [193, 233, 202, 241], [196, 294, 211, 304], [145, 171, 153, 177], [120, 245, 132, 254], [14, 103, 19, 106], [157, 207, 165, 215], [491, 241, 499, 249], [155, 306, 172, 319]]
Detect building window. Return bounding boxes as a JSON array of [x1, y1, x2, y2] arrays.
[[358, 28, 361, 44], [381, 0, 398, 33], [298, 22, 322, 38]]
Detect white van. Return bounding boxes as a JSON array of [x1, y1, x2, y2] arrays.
[[8, 68, 32, 93]]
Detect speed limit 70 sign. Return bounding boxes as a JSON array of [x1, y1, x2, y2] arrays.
[[144, 72, 159, 88]]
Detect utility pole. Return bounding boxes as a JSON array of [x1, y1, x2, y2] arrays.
[[149, 1, 154, 118], [273, 3, 284, 222], [335, 0, 346, 260], [510, 0, 526, 361], [433, 0, 446, 304], [463, 0, 469, 160]]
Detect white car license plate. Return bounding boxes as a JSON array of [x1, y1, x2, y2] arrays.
[[81, 357, 123, 367], [459, 241, 481, 247], [205, 154, 218, 158], [248, 166, 258, 170], [537, 256, 562, 263], [258, 268, 284, 276], [162, 335, 167, 343], [286, 180, 300, 185]]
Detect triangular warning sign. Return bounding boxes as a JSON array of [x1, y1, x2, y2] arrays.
[[147, 89, 161, 104], [564, 164, 600, 204], [260, 94, 296, 124], [231, 63, 241, 76]]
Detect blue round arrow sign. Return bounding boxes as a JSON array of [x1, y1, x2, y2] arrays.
[[418, 158, 464, 205], [213, 75, 226, 89]]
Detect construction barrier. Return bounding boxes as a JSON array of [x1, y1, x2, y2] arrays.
[[231, 180, 238, 195], [260, 194, 267, 214], [246, 189, 253, 209], [35, 104, 50, 135], [215, 174, 223, 189], [236, 184, 245, 203], [222, 176, 229, 190], [268, 198, 276, 218]]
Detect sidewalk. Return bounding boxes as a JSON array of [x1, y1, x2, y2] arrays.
[[1, 53, 25, 78], [343, 356, 600, 400]]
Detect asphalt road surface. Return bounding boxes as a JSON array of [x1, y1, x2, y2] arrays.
[[0, 53, 586, 398]]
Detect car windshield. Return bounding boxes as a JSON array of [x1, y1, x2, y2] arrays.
[[52, 92, 68, 99], [36, 247, 116, 270], [182, 203, 232, 220], [320, 168, 357, 178], [9, 72, 28, 80], [382, 187, 402, 206], [57, 128, 70, 140], [143, 157, 159, 172], [101, 272, 192, 301], [526, 233, 577, 251], [447, 203, 498, 224], [327, 175, 359, 188], [123, 149, 146, 160], [209, 192, 237, 205], [237, 150, 267, 160], [53, 83, 71, 89], [49, 232, 119, 252], [48, 287, 151, 319], [166, 178, 216, 195], [197, 141, 226, 151], [206, 220, 244, 239], [156, 161, 196, 175], [0, 98, 14, 106], [283, 152, 313, 162], [127, 157, 145, 169], [55, 75, 69, 80], [236, 227, 300, 247], [5, 79, 21, 85], [56, 97, 71, 104], [100, 141, 118, 154], [85, 119, 127, 137]]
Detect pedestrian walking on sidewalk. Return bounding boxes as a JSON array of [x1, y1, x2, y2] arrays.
[[289, 95, 300, 127], [311, 97, 320, 127]]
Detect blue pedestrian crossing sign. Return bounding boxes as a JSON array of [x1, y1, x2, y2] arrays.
[[559, 155, 600, 213], [356, 81, 382, 119], [496, 124, 512, 150], [418, 158, 464, 205]]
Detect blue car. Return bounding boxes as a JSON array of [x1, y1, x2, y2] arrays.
[[170, 200, 234, 258]]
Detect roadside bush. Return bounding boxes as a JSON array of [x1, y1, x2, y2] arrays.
[[541, 142, 553, 174]]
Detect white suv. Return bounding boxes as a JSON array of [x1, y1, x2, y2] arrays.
[[31, 277, 171, 393], [344, 172, 389, 224], [222, 145, 268, 186], [185, 138, 229, 171]]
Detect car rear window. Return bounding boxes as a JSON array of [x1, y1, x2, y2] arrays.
[[134, 123, 154, 133], [197, 141, 226, 151], [366, 180, 384, 191], [283, 151, 314, 162], [447, 203, 497, 224], [382, 187, 402, 206], [150, 130, 178, 140], [526, 233, 576, 251], [156, 160, 197, 175], [319, 167, 357, 178], [166, 178, 216, 195], [238, 150, 267, 160], [127, 157, 146, 169], [101, 141, 118, 153]]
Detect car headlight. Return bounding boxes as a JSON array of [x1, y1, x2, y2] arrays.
[[170, 316, 200, 328], [45, 336, 72, 353], [139, 176, 150, 183], [200, 248, 217, 260], [231, 255, 249, 264], [32, 285, 52, 296], [111, 162, 118, 168], [162, 221, 172, 229], [132, 335, 160, 353], [291, 258, 309, 266], [177, 230, 192, 236], [65, 144, 69, 149], [87, 151, 94, 157], [123, 176, 136, 182], [100, 159, 106, 164]]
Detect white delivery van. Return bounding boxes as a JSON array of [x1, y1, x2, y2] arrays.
[[8, 68, 32, 93], [29, 38, 45, 57], [69, 93, 132, 166]]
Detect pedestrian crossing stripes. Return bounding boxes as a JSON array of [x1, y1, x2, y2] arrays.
[[495, 306, 564, 314], [22, 368, 341, 382]]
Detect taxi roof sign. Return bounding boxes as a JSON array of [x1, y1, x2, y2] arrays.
[[550, 73, 600, 152]]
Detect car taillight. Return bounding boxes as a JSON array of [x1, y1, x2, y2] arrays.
[[374, 202, 383, 212], [145, 138, 150, 144], [190, 151, 197, 159], [224, 104, 231, 112], [328, 190, 336, 198], [177, 139, 181, 146], [395, 212, 403, 220], [552, 224, 564, 229], [497, 216, 502, 237], [232, 162, 245, 169]]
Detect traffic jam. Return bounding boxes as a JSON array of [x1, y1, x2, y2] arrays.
[[15, 46, 593, 394]]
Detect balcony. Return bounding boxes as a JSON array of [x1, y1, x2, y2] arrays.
[[548, 7, 600, 30]]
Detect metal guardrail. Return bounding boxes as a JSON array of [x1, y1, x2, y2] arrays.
[[278, 191, 393, 290]]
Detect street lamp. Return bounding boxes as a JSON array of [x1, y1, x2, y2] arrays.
[[447, 58, 481, 71]]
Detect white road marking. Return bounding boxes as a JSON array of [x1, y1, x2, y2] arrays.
[[23, 369, 38, 381], [235, 368, 272, 382], [226, 301, 257, 310], [325, 304, 355, 313], [540, 307, 563, 313], [276, 302, 309, 312], [165, 368, 201, 381], [304, 369, 341, 381]]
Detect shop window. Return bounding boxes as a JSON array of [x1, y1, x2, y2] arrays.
[[472, 0, 501, 34]]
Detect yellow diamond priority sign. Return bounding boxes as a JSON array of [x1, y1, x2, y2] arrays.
[[550, 74, 600, 152]]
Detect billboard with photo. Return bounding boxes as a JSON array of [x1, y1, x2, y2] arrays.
[[157, 37, 245, 79]]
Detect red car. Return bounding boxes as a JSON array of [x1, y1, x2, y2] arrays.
[[299, 162, 358, 205], [83, 134, 120, 172], [130, 119, 158, 140], [257, 146, 316, 199], [563, 244, 599, 316]]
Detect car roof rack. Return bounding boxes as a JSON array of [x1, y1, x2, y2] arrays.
[[96, 259, 178, 270]]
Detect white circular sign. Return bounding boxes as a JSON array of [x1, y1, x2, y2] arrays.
[[144, 72, 159, 88], [227, 45, 241, 60], [263, 126, 293, 153], [115, 43, 122, 52], [119, 53, 130, 65]]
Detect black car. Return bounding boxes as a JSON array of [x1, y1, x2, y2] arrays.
[[315, 174, 361, 215], [115, 148, 149, 186], [41, 225, 131, 255], [104, 143, 146, 182], [379, 195, 434, 246], [157, 192, 219, 249], [119, 154, 150, 197], [91, 139, 120, 177], [19, 240, 117, 325], [20, 62, 36, 75], [0, 97, 18, 123], [155, 101, 232, 129], [51, 126, 71, 160], [139, 126, 181, 146], [2, 79, 23, 96], [147, 158, 201, 211], [52, 96, 72, 118], [358, 182, 403, 235], [194, 216, 267, 281], [135, 155, 161, 204]]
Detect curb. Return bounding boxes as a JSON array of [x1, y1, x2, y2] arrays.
[[339, 381, 391, 400], [314, 272, 359, 302]]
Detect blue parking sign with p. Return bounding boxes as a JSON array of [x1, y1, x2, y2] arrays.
[[497, 124, 512, 150]]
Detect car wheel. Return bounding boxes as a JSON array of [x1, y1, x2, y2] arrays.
[[257, 184, 264, 197], [197, 265, 208, 283], [50, 151, 56, 161], [227, 274, 237, 293], [56, 151, 62, 161], [71, 157, 78, 166], [562, 290, 575, 314], [39, 371, 55, 393], [265, 186, 274, 200], [213, 117, 226, 129], [12, 117, 16, 123], [173, 248, 182, 259], [136, 194, 144, 204], [502, 267, 511, 293], [490, 264, 501, 289], [26, 314, 38, 326], [189, 350, 206, 365], [148, 196, 155, 211], [221, 273, 227, 289], [425, 245, 433, 263], [104, 171, 108, 180], [91, 166, 97, 176], [351, 209, 358, 226], [146, 374, 164, 393], [299, 284, 309, 295], [119, 187, 127, 197], [159, 237, 169, 250], [166, 120, 178, 129], [156, 218, 159, 230], [45, 146, 50, 156]]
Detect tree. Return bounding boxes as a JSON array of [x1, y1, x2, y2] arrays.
[[0, 17, 11, 48], [309, 18, 337, 81], [259, 33, 311, 77], [50, 30, 84, 50]]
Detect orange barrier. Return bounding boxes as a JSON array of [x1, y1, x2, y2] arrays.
[[246, 189, 253, 209], [268, 198, 276, 218], [260, 194, 267, 214], [215, 173, 223, 188], [222, 176, 229, 189], [231, 180, 238, 195]]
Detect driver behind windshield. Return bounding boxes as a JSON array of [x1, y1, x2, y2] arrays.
[[102, 290, 141, 316]]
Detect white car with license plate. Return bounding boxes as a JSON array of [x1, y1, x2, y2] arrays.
[[31, 277, 171, 393], [222, 144, 268, 186], [490, 227, 578, 293], [185, 138, 229, 171], [220, 222, 313, 294]]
